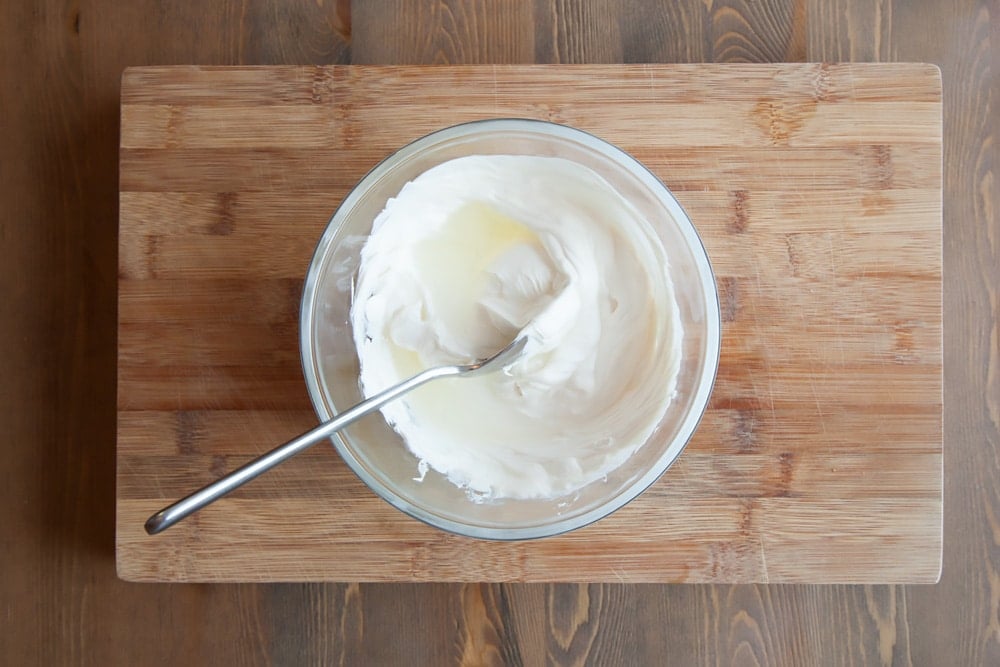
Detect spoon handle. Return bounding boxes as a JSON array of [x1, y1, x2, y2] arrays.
[[144, 365, 455, 535]]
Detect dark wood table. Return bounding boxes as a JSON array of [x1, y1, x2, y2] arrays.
[[2, 1, 995, 664]]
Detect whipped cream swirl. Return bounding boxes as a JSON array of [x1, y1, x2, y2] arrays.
[[350, 155, 682, 500]]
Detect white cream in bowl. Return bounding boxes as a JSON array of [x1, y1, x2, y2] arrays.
[[350, 154, 682, 501]]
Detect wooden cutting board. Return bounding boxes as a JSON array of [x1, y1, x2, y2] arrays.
[[116, 64, 942, 583]]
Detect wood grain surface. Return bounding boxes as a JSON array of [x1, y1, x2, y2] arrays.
[[115, 63, 943, 585], [1, 0, 996, 665]]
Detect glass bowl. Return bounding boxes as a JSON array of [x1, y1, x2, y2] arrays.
[[300, 118, 720, 540]]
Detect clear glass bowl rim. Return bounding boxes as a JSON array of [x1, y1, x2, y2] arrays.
[[299, 118, 722, 540]]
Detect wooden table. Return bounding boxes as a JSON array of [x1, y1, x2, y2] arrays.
[[2, 1, 995, 664]]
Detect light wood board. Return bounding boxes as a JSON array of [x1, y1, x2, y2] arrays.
[[116, 64, 942, 583]]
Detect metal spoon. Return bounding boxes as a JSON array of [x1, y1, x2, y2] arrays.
[[144, 336, 528, 535]]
